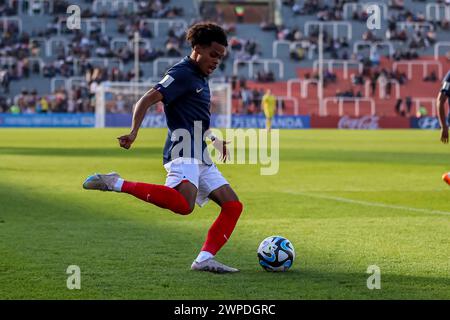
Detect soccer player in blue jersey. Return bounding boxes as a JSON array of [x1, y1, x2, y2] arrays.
[[438, 70, 450, 143], [83, 22, 243, 273]]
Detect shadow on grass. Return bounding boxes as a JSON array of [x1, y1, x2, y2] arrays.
[[279, 149, 449, 166], [1, 146, 448, 167], [0, 146, 162, 158], [0, 182, 449, 300]]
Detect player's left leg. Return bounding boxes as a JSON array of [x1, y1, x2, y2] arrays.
[[190, 164, 243, 273], [200, 184, 242, 254]]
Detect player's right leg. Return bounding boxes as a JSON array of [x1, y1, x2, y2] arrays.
[[82, 169, 197, 215]]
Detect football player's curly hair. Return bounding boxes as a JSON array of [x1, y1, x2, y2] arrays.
[[186, 22, 228, 48]]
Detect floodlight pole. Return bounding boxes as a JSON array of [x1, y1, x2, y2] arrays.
[[318, 28, 324, 116], [134, 31, 139, 82]]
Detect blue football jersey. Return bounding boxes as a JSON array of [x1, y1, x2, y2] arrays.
[[441, 71, 450, 98], [153, 57, 212, 165]]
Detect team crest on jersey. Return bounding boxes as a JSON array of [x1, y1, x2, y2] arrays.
[[159, 75, 175, 88]]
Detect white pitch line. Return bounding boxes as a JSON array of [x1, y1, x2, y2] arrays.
[[285, 191, 450, 217]]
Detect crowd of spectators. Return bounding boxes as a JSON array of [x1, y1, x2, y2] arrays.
[[0, 86, 91, 114], [1, 0, 450, 115], [278, 0, 449, 63], [0, 0, 192, 104]]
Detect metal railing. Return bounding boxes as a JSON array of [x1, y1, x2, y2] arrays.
[[353, 41, 394, 57], [275, 96, 299, 115], [414, 98, 437, 117], [2, 57, 46, 75], [364, 78, 401, 99], [392, 60, 443, 80], [0, 16, 22, 33], [322, 97, 376, 116], [286, 78, 321, 98], [313, 59, 363, 80], [57, 18, 106, 35], [304, 21, 352, 40], [343, 2, 388, 20], [397, 21, 435, 31], [233, 58, 284, 79], [426, 3, 450, 22], [139, 19, 188, 37], [8, 0, 54, 15], [434, 41, 450, 61], [45, 37, 70, 57], [110, 37, 152, 51], [272, 40, 314, 59], [73, 58, 124, 75], [92, 0, 138, 14], [152, 57, 183, 78]]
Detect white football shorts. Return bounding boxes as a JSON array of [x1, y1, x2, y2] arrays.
[[163, 157, 229, 207]]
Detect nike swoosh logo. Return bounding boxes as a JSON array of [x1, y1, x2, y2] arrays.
[[196, 88, 203, 93]]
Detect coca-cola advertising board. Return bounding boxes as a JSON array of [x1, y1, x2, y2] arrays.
[[311, 116, 410, 129]]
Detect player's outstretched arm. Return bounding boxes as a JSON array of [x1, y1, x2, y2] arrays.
[[437, 91, 448, 144], [118, 89, 163, 149]]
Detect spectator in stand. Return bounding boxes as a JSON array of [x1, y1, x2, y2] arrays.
[[424, 71, 438, 82], [323, 70, 337, 85], [10, 104, 20, 114], [386, 80, 392, 99], [369, 50, 381, 67], [394, 98, 403, 116], [389, 0, 404, 10], [239, 77, 247, 89], [416, 105, 428, 118], [0, 96, 8, 113], [362, 30, 381, 42], [290, 46, 305, 61], [0, 67, 10, 93], [351, 73, 364, 86], [234, 5, 245, 23], [36, 95, 49, 113], [240, 86, 253, 114], [405, 96, 412, 115], [370, 75, 377, 96], [14, 88, 28, 112], [292, 2, 301, 15], [256, 70, 275, 82], [252, 88, 263, 113]]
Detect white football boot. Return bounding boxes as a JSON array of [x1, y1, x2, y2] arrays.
[[82, 172, 121, 191], [191, 258, 239, 273]]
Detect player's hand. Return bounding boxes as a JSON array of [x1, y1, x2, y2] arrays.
[[212, 139, 230, 163], [117, 132, 137, 149], [441, 127, 449, 144]]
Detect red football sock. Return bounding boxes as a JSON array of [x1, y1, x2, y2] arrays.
[[201, 201, 243, 255], [121, 181, 192, 215]]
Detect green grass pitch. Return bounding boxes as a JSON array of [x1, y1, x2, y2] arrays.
[[0, 128, 449, 299]]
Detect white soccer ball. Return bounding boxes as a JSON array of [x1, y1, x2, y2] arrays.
[[257, 235, 295, 272]]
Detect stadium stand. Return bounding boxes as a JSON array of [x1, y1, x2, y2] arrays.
[[0, 0, 449, 117]]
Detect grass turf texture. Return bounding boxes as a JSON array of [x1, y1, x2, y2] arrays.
[[0, 128, 449, 299]]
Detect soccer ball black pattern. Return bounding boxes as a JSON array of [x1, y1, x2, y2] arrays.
[[257, 236, 295, 272]]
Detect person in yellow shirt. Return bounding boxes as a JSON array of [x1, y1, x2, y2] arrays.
[[39, 97, 48, 113], [262, 89, 276, 131]]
